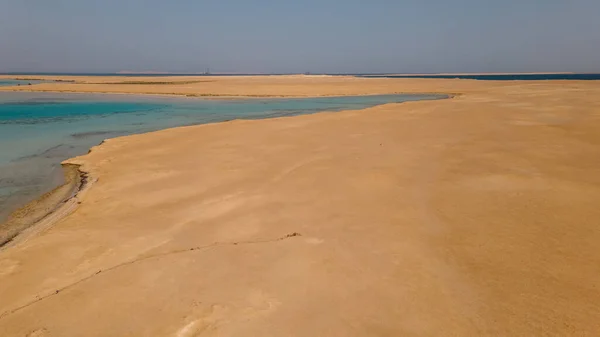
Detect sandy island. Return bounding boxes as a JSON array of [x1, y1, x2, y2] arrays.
[[0, 75, 599, 336]]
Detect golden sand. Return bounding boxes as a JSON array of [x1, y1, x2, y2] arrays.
[[0, 76, 599, 336]]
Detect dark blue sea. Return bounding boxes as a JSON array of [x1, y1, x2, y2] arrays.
[[357, 73, 600, 81]]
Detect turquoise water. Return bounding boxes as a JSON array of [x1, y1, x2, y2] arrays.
[[0, 80, 45, 87], [0, 92, 446, 221]]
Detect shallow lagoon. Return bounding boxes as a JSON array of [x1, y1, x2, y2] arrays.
[[0, 92, 446, 221]]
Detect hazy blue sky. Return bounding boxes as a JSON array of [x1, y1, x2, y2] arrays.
[[1, 0, 599, 73]]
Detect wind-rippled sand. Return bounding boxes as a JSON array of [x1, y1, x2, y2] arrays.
[[0, 76, 599, 336]]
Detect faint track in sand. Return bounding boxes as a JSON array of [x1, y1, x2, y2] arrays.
[[0, 232, 302, 321]]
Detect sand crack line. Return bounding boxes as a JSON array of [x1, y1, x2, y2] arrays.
[[0, 232, 302, 321]]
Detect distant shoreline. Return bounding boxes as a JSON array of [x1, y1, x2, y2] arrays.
[[0, 71, 595, 77]]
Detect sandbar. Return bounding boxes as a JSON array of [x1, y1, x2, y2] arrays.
[[0, 76, 599, 336]]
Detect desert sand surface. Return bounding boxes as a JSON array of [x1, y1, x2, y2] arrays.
[[1, 76, 600, 336]]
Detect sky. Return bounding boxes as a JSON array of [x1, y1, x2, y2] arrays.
[[1, 0, 599, 74]]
